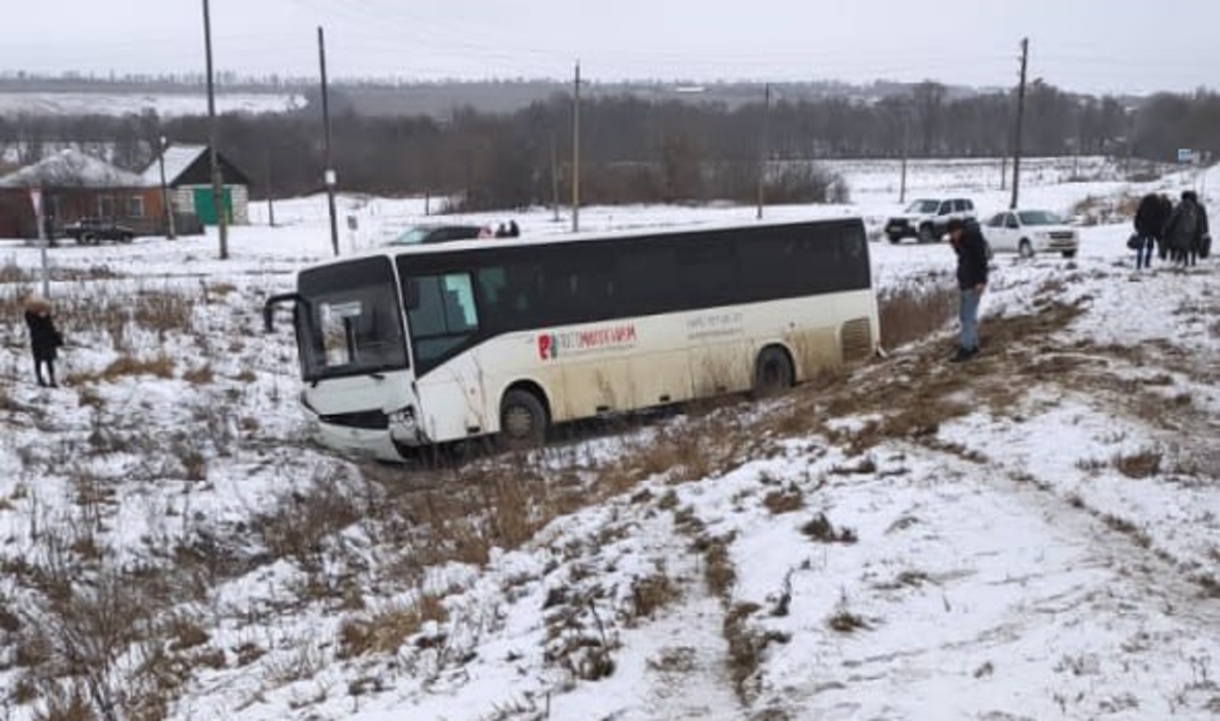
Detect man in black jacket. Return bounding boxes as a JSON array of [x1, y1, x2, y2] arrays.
[[23, 295, 64, 387], [947, 218, 988, 362], [1133, 193, 1169, 269]]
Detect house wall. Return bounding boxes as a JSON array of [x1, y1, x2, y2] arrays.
[[174, 183, 249, 226], [0, 190, 36, 238], [0, 187, 165, 239]]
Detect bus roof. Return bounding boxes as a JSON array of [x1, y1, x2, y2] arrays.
[[302, 214, 864, 272]]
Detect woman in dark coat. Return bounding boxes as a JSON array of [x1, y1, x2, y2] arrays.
[[24, 295, 64, 387]]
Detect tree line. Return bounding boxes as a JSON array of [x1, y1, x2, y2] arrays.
[[2, 81, 1218, 211]]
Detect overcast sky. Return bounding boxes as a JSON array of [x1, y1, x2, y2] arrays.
[[5, 0, 1220, 95]]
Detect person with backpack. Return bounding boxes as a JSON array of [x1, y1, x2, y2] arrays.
[[1163, 191, 1204, 267]]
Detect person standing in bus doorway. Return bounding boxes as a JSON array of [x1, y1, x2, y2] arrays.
[[946, 218, 988, 362], [24, 295, 65, 387]]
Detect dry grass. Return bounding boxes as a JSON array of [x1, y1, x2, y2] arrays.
[[1112, 449, 1162, 479], [66, 353, 176, 386], [827, 608, 870, 633], [182, 364, 216, 386], [697, 534, 737, 597], [627, 572, 681, 624], [1, 258, 37, 283], [722, 601, 790, 703], [252, 466, 369, 571], [800, 513, 858, 544], [336, 593, 448, 659], [877, 282, 959, 351], [762, 487, 805, 515], [1071, 192, 1140, 225]]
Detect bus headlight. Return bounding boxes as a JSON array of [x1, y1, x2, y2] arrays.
[[389, 406, 417, 428]]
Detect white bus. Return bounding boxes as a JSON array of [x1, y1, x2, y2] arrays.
[[264, 217, 879, 461]]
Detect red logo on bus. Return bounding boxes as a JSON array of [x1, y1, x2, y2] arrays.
[[537, 325, 635, 361], [538, 333, 556, 360]]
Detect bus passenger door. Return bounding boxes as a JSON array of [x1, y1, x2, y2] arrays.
[[404, 272, 488, 442]]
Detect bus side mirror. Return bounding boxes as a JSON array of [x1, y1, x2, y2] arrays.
[[263, 292, 302, 333]]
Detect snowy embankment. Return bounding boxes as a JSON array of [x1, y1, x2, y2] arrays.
[[0, 158, 1216, 721]]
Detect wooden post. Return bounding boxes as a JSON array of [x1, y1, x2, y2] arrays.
[[265, 150, 276, 228], [319, 26, 339, 256], [1010, 37, 1029, 209], [757, 83, 771, 220], [572, 60, 581, 233], [202, 0, 228, 259]]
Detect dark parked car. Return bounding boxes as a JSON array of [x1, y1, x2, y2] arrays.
[[62, 218, 136, 245], [386, 224, 483, 246]]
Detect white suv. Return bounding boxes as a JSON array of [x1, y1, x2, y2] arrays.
[[884, 198, 977, 244]]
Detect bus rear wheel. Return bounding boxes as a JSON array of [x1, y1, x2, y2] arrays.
[[753, 347, 794, 399], [499, 389, 548, 450]]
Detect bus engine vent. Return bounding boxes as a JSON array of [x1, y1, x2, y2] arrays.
[[840, 318, 873, 362]]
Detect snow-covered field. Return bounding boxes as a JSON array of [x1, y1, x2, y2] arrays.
[[0, 90, 304, 117], [0, 159, 1217, 721]]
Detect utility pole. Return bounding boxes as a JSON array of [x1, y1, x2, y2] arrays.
[[32, 187, 49, 297], [1010, 37, 1029, 210], [550, 133, 560, 222], [202, 0, 228, 259], [899, 110, 909, 204], [1072, 111, 1082, 179], [756, 83, 771, 220], [319, 26, 339, 256], [158, 135, 176, 239], [571, 60, 581, 233], [265, 150, 276, 228]]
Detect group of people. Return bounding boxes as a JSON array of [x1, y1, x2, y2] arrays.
[[479, 220, 521, 239], [1132, 190, 1211, 269], [945, 188, 1213, 362]]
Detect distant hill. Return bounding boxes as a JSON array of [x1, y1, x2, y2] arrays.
[[0, 72, 1152, 120]]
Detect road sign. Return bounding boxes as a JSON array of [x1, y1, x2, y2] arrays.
[[1177, 148, 1193, 164]]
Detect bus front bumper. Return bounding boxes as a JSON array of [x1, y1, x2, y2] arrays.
[[303, 408, 426, 462]]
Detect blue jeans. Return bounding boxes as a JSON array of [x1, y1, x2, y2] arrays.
[[1136, 235, 1154, 268], [959, 288, 981, 351]]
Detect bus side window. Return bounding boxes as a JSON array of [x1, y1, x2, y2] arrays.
[[616, 241, 676, 315], [678, 237, 736, 307], [406, 277, 445, 337], [475, 266, 508, 329], [405, 272, 480, 366], [442, 274, 479, 331], [406, 273, 479, 336]]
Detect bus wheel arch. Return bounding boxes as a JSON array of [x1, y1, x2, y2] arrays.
[[498, 382, 551, 449], [753, 344, 796, 398]]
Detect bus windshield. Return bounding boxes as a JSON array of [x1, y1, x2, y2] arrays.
[[297, 256, 408, 381]]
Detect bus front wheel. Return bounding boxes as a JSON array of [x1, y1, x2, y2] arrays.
[[753, 347, 794, 399], [499, 389, 548, 449]]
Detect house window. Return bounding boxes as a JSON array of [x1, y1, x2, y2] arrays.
[[128, 195, 146, 218], [97, 196, 115, 219]]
